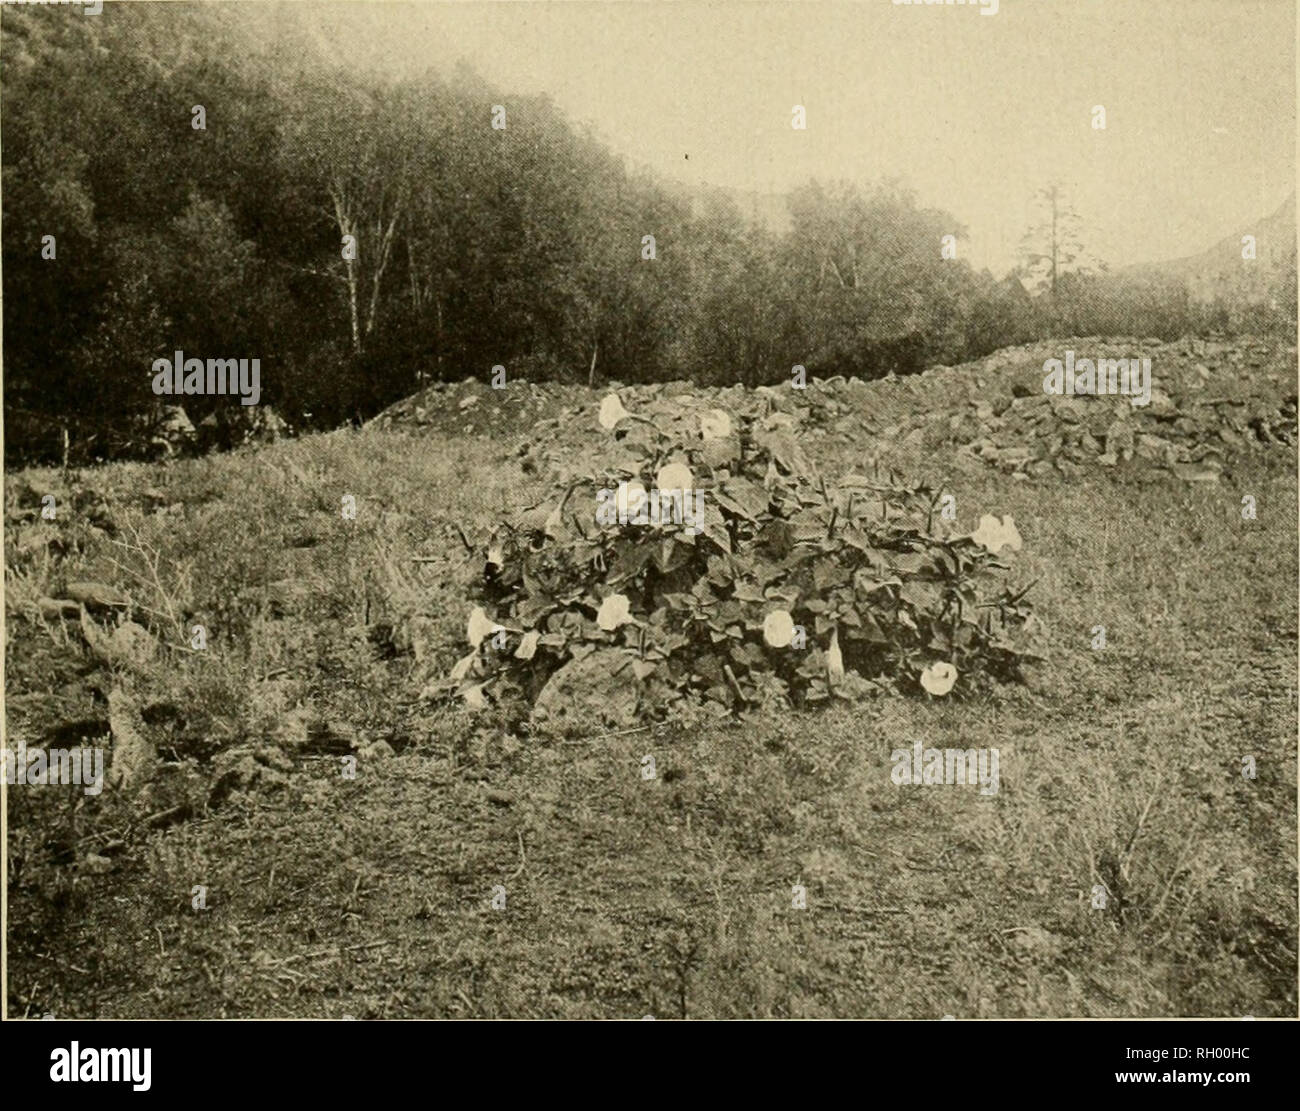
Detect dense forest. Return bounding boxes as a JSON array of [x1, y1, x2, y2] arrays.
[[3, 3, 1294, 465]]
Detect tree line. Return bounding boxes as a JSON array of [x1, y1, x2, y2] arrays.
[[3, 3, 1293, 465]]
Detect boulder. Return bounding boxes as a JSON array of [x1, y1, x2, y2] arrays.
[[532, 648, 641, 734]]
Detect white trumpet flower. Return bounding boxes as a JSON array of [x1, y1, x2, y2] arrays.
[[920, 661, 958, 696], [599, 393, 631, 429], [763, 610, 794, 648]]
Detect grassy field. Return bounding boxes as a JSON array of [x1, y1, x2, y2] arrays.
[[5, 360, 1297, 1018]]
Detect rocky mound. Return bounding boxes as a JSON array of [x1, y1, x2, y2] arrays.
[[371, 335, 1296, 485], [878, 335, 1296, 482]]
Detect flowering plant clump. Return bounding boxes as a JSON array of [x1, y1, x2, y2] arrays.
[[426, 396, 1037, 715]]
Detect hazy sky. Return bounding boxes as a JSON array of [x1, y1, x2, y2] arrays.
[[289, 0, 1296, 276]]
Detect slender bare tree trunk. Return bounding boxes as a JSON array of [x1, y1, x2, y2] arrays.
[[347, 273, 361, 353], [365, 208, 401, 338], [435, 298, 444, 379], [407, 237, 421, 314], [331, 189, 362, 353]]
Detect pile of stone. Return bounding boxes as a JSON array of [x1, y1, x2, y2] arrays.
[[375, 335, 1296, 485], [368, 377, 588, 441], [867, 336, 1296, 482]]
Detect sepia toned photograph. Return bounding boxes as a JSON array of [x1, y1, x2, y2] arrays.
[[2, 0, 1295, 1034]]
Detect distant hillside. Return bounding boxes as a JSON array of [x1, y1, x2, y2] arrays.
[[685, 185, 1296, 298], [1124, 192, 1296, 303]]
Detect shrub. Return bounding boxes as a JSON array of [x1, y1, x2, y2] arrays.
[[428, 394, 1037, 718]]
